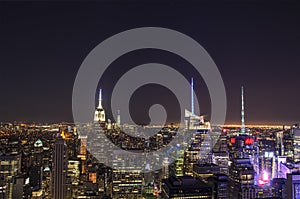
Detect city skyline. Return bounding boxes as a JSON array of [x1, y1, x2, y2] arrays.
[[1, 1, 300, 198]]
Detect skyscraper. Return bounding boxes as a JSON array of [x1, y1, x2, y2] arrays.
[[111, 150, 144, 199], [0, 154, 21, 199], [228, 87, 259, 198], [94, 88, 106, 123], [29, 139, 44, 191], [228, 158, 256, 199], [66, 160, 80, 198], [52, 133, 67, 199], [293, 127, 300, 163]]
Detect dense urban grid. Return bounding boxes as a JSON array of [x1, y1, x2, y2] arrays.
[[0, 85, 299, 199]]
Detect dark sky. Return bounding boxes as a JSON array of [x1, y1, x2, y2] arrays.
[[0, 0, 299, 125]]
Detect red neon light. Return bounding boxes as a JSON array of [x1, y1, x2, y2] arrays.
[[230, 137, 236, 144], [244, 137, 254, 145]]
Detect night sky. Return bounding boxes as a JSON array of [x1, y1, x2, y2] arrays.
[[0, 1, 299, 125]]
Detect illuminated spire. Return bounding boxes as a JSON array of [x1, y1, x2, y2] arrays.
[[241, 86, 246, 134], [117, 110, 121, 126], [94, 88, 106, 123], [99, 88, 102, 100], [97, 88, 103, 109], [191, 78, 194, 115]]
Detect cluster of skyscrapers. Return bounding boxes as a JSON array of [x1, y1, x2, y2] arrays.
[[0, 81, 299, 199]]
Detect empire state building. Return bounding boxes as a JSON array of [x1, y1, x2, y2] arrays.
[[94, 88, 106, 123]]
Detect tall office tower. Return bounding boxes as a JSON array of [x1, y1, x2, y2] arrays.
[[94, 88, 106, 123], [183, 78, 213, 174], [66, 160, 80, 198], [185, 78, 211, 130], [79, 135, 87, 156], [52, 133, 67, 199], [184, 78, 212, 174], [212, 131, 229, 175], [184, 81, 213, 175], [170, 148, 185, 177], [42, 166, 51, 199], [0, 154, 22, 199], [227, 88, 260, 198], [111, 150, 144, 199], [33, 139, 44, 165], [228, 87, 259, 180], [283, 128, 294, 162], [185, 128, 212, 175], [29, 139, 44, 191], [293, 127, 300, 163], [287, 172, 300, 199], [228, 158, 256, 199], [77, 135, 87, 174], [276, 130, 284, 156]]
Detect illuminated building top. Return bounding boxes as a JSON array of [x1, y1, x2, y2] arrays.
[[94, 88, 106, 123]]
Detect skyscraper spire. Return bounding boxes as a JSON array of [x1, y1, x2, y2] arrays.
[[117, 110, 121, 126], [94, 88, 106, 123], [191, 78, 194, 116], [241, 86, 246, 134], [97, 88, 103, 109]]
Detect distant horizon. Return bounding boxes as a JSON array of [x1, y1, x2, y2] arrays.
[[1, 120, 298, 127]]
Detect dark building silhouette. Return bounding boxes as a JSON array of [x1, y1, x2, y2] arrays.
[[52, 133, 67, 199]]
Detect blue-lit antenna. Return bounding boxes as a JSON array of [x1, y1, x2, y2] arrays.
[[99, 88, 102, 101], [191, 78, 194, 115], [241, 86, 246, 134], [97, 88, 103, 108]]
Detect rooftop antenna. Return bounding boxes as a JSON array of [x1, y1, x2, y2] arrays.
[[241, 86, 246, 134], [191, 78, 194, 116], [98, 88, 103, 108]]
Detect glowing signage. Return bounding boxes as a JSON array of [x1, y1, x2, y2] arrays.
[[258, 171, 270, 186], [244, 137, 254, 145]]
